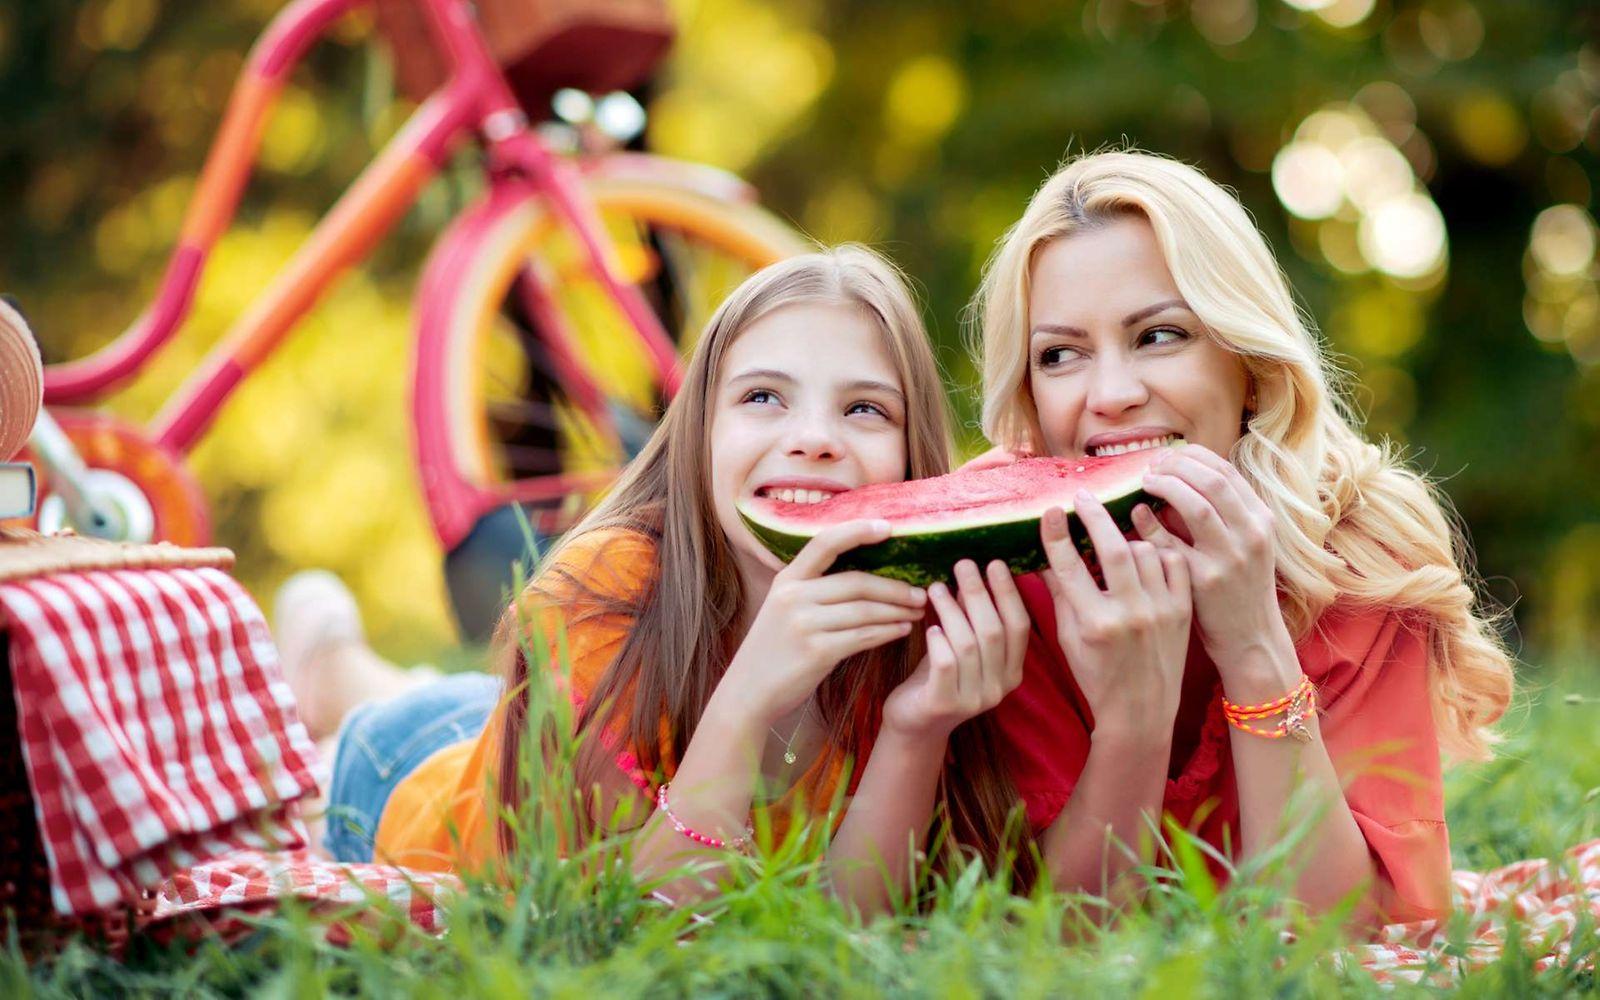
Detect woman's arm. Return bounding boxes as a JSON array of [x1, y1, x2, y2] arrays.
[[1030, 499, 1195, 898], [1138, 447, 1379, 922], [1037, 728, 1170, 902], [1217, 628, 1379, 924]]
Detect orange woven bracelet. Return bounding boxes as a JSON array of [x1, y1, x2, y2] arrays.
[[1223, 677, 1316, 743], [1222, 675, 1312, 717]]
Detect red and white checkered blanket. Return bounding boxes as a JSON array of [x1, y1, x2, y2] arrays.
[[0, 567, 321, 916], [1355, 838, 1600, 984], [145, 848, 455, 945]]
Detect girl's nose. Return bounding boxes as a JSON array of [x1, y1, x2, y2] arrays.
[[1085, 356, 1150, 416], [784, 411, 841, 460]]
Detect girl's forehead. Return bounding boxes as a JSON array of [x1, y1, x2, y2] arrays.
[[720, 303, 902, 387]]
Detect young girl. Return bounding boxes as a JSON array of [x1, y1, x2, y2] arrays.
[[969, 150, 1514, 925], [306, 246, 1033, 911]]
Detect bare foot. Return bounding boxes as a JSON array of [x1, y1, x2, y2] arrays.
[[273, 570, 438, 741]]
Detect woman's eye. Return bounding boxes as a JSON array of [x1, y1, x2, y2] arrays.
[[742, 389, 779, 405], [1141, 326, 1188, 346], [1037, 345, 1077, 368], [846, 401, 889, 418]]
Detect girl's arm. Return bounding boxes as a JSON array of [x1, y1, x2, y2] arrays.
[[827, 560, 1028, 915], [823, 724, 945, 913], [628, 683, 770, 901], [632, 520, 926, 903]]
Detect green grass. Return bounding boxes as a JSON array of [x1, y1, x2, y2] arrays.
[[6, 662, 1598, 998]]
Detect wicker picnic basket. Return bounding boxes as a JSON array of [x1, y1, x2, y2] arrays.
[[373, 0, 674, 113], [0, 529, 234, 949]]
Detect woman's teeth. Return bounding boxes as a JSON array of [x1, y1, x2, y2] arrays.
[[1090, 434, 1178, 458], [766, 488, 835, 504]]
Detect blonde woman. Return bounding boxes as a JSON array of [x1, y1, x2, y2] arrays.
[[304, 246, 1035, 913], [969, 150, 1513, 925]]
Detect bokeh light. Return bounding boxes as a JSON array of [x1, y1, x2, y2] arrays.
[[1359, 193, 1448, 279], [1313, 0, 1378, 29], [1530, 204, 1599, 278], [1524, 204, 1600, 366], [1339, 137, 1414, 211], [1272, 100, 1448, 283], [1271, 142, 1344, 219]]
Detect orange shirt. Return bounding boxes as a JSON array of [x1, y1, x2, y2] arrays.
[[995, 573, 1451, 923], [372, 529, 856, 873]]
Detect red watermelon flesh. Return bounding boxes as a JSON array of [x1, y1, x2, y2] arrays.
[[737, 445, 1176, 585]]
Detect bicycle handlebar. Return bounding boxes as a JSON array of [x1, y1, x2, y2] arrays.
[[42, 0, 366, 404]]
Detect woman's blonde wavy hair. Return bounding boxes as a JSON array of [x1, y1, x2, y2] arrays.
[[972, 150, 1513, 761]]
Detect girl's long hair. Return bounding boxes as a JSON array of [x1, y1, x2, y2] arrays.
[[499, 245, 1035, 883], [972, 150, 1513, 761]]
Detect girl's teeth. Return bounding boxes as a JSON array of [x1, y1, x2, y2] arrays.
[[771, 488, 836, 504]]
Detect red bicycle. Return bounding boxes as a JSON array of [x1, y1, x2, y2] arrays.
[[19, 0, 808, 637]]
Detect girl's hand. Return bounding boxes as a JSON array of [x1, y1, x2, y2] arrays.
[[1134, 446, 1286, 665], [724, 519, 927, 725], [959, 445, 1033, 473], [1041, 493, 1193, 741], [882, 560, 1029, 741]]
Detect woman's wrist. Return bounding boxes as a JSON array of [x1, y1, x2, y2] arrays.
[[1213, 617, 1302, 705], [1088, 714, 1176, 756]]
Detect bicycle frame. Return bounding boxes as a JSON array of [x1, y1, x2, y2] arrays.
[[41, 0, 685, 456]]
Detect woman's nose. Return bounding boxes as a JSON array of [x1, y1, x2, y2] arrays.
[[1085, 356, 1149, 415]]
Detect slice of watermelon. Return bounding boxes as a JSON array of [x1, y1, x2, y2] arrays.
[[736, 445, 1177, 586]]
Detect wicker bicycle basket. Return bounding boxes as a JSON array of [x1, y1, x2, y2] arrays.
[[373, 0, 674, 113], [0, 529, 234, 952]]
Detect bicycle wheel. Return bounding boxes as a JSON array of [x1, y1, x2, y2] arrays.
[[414, 167, 810, 638]]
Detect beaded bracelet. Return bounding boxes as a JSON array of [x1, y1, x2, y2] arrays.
[[655, 782, 753, 851], [1223, 676, 1316, 743]]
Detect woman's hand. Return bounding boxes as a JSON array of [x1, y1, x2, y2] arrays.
[[1041, 492, 1193, 741], [883, 560, 1029, 741], [722, 520, 927, 725], [1134, 446, 1287, 666]]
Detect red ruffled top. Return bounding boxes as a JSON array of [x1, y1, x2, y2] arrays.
[[996, 573, 1453, 924]]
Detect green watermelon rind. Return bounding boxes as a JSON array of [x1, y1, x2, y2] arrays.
[[738, 484, 1157, 587]]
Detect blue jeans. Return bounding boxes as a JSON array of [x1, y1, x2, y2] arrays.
[[323, 672, 501, 863]]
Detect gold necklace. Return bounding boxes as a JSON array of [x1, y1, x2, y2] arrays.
[[769, 702, 811, 766]]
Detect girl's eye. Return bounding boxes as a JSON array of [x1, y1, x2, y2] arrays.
[[1141, 326, 1189, 347], [846, 400, 890, 418], [742, 389, 780, 405]]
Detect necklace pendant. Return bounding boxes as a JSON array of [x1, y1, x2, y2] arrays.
[[784, 749, 797, 765]]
